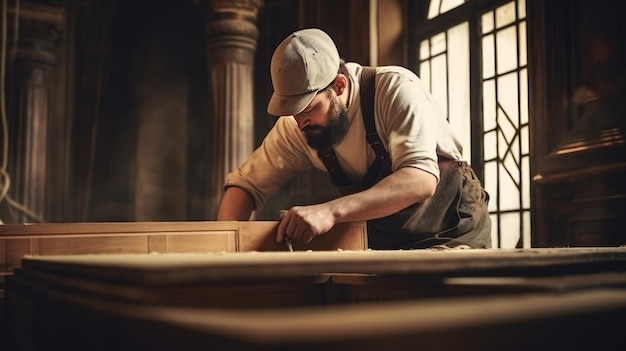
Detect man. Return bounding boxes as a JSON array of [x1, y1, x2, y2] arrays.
[[217, 28, 491, 250]]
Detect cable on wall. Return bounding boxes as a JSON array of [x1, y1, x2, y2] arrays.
[[1, 0, 44, 223]]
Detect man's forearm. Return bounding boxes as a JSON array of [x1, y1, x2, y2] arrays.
[[216, 186, 255, 220], [327, 167, 437, 223]]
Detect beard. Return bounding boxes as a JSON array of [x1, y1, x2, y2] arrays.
[[303, 91, 350, 150]]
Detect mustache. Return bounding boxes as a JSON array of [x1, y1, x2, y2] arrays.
[[302, 125, 325, 134]]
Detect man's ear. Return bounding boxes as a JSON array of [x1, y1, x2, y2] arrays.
[[333, 74, 348, 96]]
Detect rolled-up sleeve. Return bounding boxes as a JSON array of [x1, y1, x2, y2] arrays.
[[376, 71, 442, 181], [224, 117, 314, 209]]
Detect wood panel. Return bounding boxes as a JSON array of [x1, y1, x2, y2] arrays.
[[0, 221, 368, 275], [528, 0, 626, 247]]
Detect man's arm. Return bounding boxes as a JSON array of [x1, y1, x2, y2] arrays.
[[216, 186, 255, 220], [277, 167, 437, 243]]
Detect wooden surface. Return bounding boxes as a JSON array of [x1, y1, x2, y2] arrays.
[[5, 247, 626, 350], [0, 221, 367, 274], [15, 247, 626, 284]]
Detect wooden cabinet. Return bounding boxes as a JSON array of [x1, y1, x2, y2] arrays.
[[529, 0, 626, 247]]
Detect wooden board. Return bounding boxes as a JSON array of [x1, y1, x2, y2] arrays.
[[0, 221, 368, 274], [14, 247, 626, 285]]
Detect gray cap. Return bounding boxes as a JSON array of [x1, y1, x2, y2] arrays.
[[267, 28, 340, 116]]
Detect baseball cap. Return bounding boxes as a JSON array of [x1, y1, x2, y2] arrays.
[[267, 28, 340, 116]]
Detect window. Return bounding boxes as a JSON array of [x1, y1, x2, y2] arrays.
[[412, 0, 530, 248]]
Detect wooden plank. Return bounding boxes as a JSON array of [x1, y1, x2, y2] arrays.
[[14, 247, 626, 287], [0, 221, 368, 275]]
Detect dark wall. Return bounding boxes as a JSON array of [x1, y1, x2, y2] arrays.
[[66, 0, 373, 222], [71, 0, 207, 222]]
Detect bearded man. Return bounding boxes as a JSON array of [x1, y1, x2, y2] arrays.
[[217, 28, 491, 250]]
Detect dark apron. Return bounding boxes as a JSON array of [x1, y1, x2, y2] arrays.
[[317, 67, 491, 250]]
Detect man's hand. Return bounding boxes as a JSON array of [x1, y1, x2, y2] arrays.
[[276, 204, 336, 244], [275, 168, 437, 244]]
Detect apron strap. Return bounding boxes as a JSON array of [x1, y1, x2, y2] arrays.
[[360, 67, 388, 159], [318, 66, 390, 187]]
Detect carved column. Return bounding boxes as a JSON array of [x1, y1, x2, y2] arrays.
[[3, 1, 63, 223], [203, 0, 263, 219]]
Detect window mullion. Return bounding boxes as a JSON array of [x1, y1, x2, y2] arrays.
[[469, 14, 484, 180]]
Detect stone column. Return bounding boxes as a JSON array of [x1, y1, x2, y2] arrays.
[[203, 0, 263, 219], [3, 1, 63, 223]]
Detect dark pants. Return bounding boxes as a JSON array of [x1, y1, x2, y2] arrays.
[[367, 161, 492, 250]]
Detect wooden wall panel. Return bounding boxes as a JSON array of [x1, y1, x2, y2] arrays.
[[529, 0, 626, 247]]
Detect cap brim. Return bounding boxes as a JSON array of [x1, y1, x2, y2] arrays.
[[267, 90, 318, 117]]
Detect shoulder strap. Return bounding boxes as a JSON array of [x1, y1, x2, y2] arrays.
[[318, 66, 388, 186], [359, 67, 387, 159], [360, 67, 376, 135]]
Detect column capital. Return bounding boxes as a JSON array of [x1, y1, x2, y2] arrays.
[[8, 0, 64, 68], [206, 0, 263, 15], [202, 0, 263, 54]]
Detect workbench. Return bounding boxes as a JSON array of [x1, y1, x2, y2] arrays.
[[5, 247, 626, 350]]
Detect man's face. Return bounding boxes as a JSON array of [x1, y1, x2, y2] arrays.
[[294, 89, 349, 150]]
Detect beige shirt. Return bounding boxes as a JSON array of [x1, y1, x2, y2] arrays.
[[224, 63, 463, 209]]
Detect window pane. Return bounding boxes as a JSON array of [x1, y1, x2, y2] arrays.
[[431, 54, 448, 117], [520, 68, 528, 124], [521, 125, 529, 154], [483, 79, 497, 130], [427, 0, 442, 19], [484, 130, 497, 160], [500, 212, 520, 248], [519, 21, 527, 66], [490, 213, 499, 248], [496, 26, 518, 74], [428, 0, 465, 19], [497, 126, 508, 160], [497, 72, 519, 127], [440, 0, 465, 13], [503, 148, 520, 184], [496, 1, 516, 28], [420, 60, 431, 89], [499, 162, 520, 211], [447, 22, 471, 160], [420, 39, 430, 60], [485, 160, 498, 212], [518, 0, 526, 19], [431, 32, 446, 56], [482, 34, 495, 78], [522, 155, 530, 208], [523, 211, 531, 249], [482, 11, 494, 34]]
